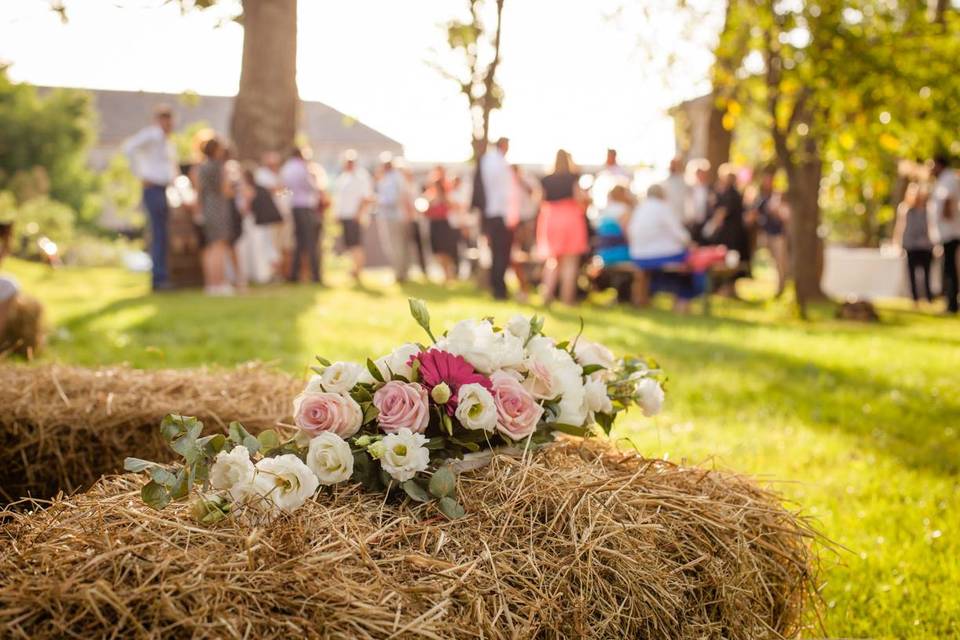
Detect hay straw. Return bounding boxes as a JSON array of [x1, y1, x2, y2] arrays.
[[0, 293, 44, 358], [0, 363, 301, 503], [0, 440, 820, 639]]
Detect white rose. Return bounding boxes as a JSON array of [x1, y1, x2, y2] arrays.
[[307, 361, 364, 394], [379, 428, 430, 482], [505, 314, 531, 342], [573, 339, 616, 371], [209, 446, 256, 502], [454, 383, 498, 432], [436, 319, 524, 374], [524, 336, 587, 426], [583, 376, 614, 417], [250, 454, 319, 513], [306, 432, 355, 485], [360, 343, 421, 382], [635, 378, 665, 417]]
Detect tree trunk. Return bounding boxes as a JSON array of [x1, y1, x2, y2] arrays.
[[231, 0, 299, 162], [480, 0, 505, 146], [785, 146, 826, 313], [705, 95, 732, 183]]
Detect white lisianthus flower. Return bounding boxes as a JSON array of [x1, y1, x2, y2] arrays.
[[583, 376, 614, 417], [573, 339, 616, 371], [505, 314, 532, 342], [379, 428, 430, 482], [306, 432, 355, 485], [209, 446, 256, 502], [360, 343, 421, 382], [635, 378, 665, 417], [524, 336, 587, 426], [307, 361, 364, 394], [251, 454, 320, 514], [455, 383, 498, 432], [435, 319, 524, 374]]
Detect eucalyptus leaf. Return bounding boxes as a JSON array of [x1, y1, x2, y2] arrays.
[[150, 467, 178, 487], [257, 429, 280, 452], [437, 497, 466, 520], [169, 466, 193, 500], [141, 480, 171, 510], [123, 457, 157, 473], [428, 466, 456, 498], [401, 479, 432, 502], [199, 433, 227, 457]]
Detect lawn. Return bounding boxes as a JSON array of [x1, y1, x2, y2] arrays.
[[5, 257, 959, 639]]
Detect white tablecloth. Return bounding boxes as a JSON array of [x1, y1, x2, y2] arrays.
[[822, 246, 942, 300]]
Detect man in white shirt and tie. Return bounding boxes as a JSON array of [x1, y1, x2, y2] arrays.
[[480, 137, 513, 300], [123, 105, 177, 291]]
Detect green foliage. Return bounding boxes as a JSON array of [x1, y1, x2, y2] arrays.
[[14, 196, 77, 254], [719, 1, 960, 246], [0, 67, 96, 212]]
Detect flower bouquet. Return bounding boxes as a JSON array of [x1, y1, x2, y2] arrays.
[[125, 300, 665, 521]]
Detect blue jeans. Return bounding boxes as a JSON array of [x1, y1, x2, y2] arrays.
[[143, 185, 169, 288]]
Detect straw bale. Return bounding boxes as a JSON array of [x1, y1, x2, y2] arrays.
[[0, 363, 301, 503], [0, 440, 819, 639], [0, 293, 44, 358]]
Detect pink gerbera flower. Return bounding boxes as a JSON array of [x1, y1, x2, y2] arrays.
[[410, 349, 492, 414]]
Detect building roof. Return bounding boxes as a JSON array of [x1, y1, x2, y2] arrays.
[[38, 86, 404, 154]]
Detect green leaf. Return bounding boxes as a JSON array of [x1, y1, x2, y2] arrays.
[[441, 412, 454, 436], [366, 358, 385, 383], [309, 365, 324, 375], [581, 364, 606, 376], [437, 496, 466, 520], [428, 466, 456, 498], [549, 422, 591, 437], [257, 429, 280, 452], [401, 479, 432, 502], [555, 340, 570, 351], [141, 480, 171, 510], [449, 438, 480, 452], [408, 298, 437, 343], [425, 437, 447, 450], [229, 422, 260, 455], [150, 467, 178, 487], [170, 466, 194, 500], [123, 457, 157, 473], [315, 355, 332, 367], [198, 433, 226, 457]]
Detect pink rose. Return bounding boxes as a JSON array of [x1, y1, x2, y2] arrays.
[[373, 381, 430, 434], [490, 371, 544, 441], [293, 391, 363, 438]]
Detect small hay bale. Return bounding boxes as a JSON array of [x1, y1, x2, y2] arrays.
[[0, 293, 44, 357], [0, 441, 819, 639], [0, 363, 301, 503]]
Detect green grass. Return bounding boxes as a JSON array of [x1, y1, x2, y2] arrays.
[[5, 257, 959, 638]]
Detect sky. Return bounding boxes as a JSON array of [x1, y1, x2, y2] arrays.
[[0, 0, 722, 167]]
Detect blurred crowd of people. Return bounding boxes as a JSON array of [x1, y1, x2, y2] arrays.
[[892, 155, 960, 312], [121, 105, 800, 311]]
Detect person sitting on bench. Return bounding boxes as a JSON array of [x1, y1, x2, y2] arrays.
[[625, 184, 703, 312]]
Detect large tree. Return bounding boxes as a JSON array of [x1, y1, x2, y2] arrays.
[[230, 0, 298, 160], [56, 0, 299, 161]]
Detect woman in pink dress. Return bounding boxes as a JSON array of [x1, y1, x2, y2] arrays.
[[537, 149, 589, 305]]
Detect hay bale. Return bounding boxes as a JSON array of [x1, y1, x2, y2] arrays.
[[0, 441, 818, 639], [0, 363, 301, 503], [0, 292, 44, 357]]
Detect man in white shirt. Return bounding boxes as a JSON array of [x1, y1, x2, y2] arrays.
[[930, 155, 960, 313], [333, 150, 374, 281], [661, 156, 691, 226], [123, 105, 177, 291], [592, 148, 631, 210], [479, 137, 513, 299]]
